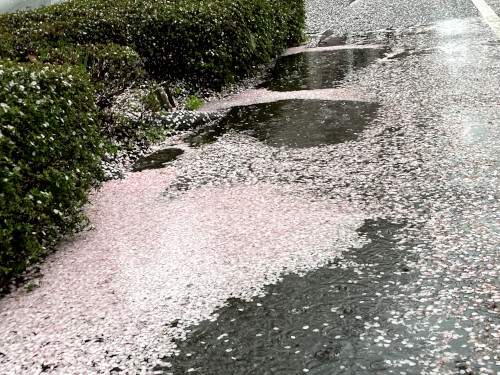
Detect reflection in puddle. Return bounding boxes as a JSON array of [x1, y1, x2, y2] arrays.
[[318, 35, 348, 47], [189, 100, 379, 148], [318, 26, 436, 49], [349, 30, 398, 45], [318, 29, 394, 47], [261, 49, 386, 91], [165, 220, 422, 375], [132, 148, 183, 172]]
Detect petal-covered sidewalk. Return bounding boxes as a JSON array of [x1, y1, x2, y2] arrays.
[[0, 167, 365, 374]]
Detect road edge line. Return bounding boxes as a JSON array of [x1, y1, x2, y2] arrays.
[[470, 0, 500, 38]]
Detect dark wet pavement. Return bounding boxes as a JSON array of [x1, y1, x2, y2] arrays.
[[132, 148, 184, 172], [167, 220, 425, 375]]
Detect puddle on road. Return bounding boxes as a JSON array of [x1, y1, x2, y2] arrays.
[[317, 33, 382, 47], [261, 49, 386, 91], [318, 26, 435, 48], [165, 220, 425, 374], [316, 30, 348, 47], [189, 100, 379, 148], [344, 30, 398, 46], [384, 49, 434, 60], [132, 148, 183, 172]]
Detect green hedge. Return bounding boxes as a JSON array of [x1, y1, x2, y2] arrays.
[[42, 43, 145, 107], [0, 59, 104, 282], [0, 0, 305, 88]]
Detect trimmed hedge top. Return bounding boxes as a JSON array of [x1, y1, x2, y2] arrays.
[[0, 0, 305, 88]]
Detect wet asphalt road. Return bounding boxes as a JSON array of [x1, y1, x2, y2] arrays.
[[164, 0, 500, 374], [0, 0, 499, 373]]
